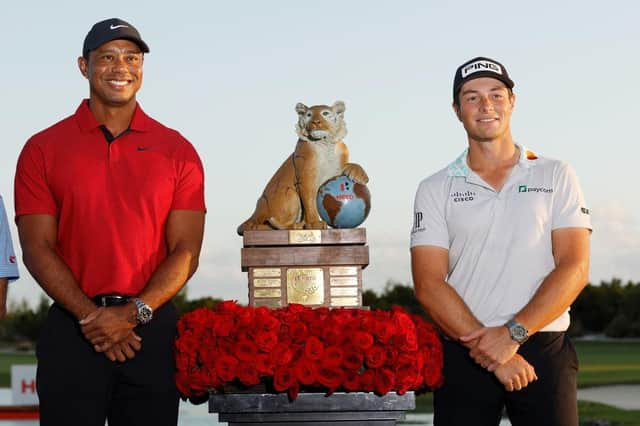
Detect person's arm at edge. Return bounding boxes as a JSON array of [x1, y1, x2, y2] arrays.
[[462, 227, 590, 369], [0, 279, 7, 319]]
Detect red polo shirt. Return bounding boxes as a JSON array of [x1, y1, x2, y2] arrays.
[[15, 100, 206, 297]]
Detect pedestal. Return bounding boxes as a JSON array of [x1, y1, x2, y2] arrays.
[[241, 229, 369, 308], [209, 391, 415, 425]]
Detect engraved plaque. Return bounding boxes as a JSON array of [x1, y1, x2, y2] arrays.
[[253, 268, 281, 277], [253, 278, 281, 288], [331, 297, 359, 307], [289, 230, 322, 245], [287, 268, 324, 304], [254, 299, 282, 308], [330, 287, 359, 297], [330, 266, 358, 276], [330, 276, 358, 287], [254, 288, 282, 298]]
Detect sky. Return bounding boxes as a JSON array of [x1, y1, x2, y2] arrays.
[[1, 0, 639, 308]]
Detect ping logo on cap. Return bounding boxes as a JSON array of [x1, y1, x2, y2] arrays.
[[461, 60, 503, 78]]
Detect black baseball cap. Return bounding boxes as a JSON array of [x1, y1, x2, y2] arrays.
[[453, 56, 514, 103], [82, 18, 150, 59]]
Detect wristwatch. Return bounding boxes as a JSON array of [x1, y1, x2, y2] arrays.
[[132, 298, 153, 325], [505, 319, 529, 344]]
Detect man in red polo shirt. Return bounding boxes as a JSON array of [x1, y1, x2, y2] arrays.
[[14, 18, 205, 426]]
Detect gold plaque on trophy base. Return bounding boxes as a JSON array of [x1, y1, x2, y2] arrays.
[[243, 229, 368, 308], [287, 268, 324, 305]]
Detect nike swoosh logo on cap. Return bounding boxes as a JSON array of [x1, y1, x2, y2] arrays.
[[110, 24, 129, 30]]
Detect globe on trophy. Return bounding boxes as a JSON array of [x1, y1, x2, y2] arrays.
[[317, 175, 371, 229]]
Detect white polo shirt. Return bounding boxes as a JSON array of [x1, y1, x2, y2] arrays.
[[410, 144, 591, 331], [0, 195, 19, 282]]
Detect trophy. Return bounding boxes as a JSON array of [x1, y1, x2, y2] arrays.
[[237, 101, 371, 309]]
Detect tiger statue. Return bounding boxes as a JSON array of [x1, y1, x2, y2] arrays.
[[237, 101, 368, 235]]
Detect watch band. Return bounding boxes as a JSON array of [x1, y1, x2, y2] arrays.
[[132, 298, 153, 325]]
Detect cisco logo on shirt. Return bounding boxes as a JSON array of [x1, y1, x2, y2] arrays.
[[450, 191, 476, 203], [518, 185, 553, 194]]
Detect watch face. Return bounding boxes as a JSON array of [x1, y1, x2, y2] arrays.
[[134, 299, 153, 324]]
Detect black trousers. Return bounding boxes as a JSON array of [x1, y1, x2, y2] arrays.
[[36, 303, 180, 426], [434, 332, 579, 426]]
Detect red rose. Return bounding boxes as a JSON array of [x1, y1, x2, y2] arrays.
[[353, 331, 374, 351], [343, 371, 361, 391], [304, 336, 324, 360], [293, 361, 317, 385], [424, 362, 444, 389], [255, 330, 278, 352], [322, 326, 341, 346], [365, 345, 386, 369], [321, 346, 344, 368], [235, 339, 258, 362], [375, 368, 395, 396], [288, 382, 300, 401], [395, 365, 417, 395], [215, 354, 238, 382], [217, 300, 241, 313], [342, 349, 364, 370], [270, 343, 294, 366], [288, 322, 309, 343], [359, 369, 375, 392], [212, 314, 235, 337], [237, 362, 260, 386], [373, 320, 395, 344], [316, 366, 344, 391], [273, 366, 296, 392], [255, 353, 275, 375]]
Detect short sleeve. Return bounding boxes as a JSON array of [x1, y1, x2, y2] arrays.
[[0, 196, 19, 282], [172, 139, 206, 212], [410, 177, 450, 249], [14, 140, 58, 218], [551, 162, 592, 231]]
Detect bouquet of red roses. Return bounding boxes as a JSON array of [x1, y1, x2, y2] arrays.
[[175, 301, 443, 401]]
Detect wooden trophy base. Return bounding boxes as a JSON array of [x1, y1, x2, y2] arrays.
[[241, 229, 369, 308]]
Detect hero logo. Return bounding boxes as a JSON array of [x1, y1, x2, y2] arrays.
[[450, 190, 476, 203], [461, 60, 503, 78]]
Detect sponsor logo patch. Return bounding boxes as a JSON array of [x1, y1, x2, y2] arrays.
[[581, 207, 590, 215], [412, 212, 424, 233], [518, 185, 553, 194], [461, 60, 503, 78], [450, 190, 476, 203], [8, 256, 16, 264]]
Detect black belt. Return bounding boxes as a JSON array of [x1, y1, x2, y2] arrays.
[[92, 294, 131, 307]]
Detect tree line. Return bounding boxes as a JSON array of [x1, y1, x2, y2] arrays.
[[1, 278, 638, 345]]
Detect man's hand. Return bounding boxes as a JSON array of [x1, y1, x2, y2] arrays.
[[104, 331, 142, 362], [494, 354, 538, 391], [80, 304, 137, 352], [460, 326, 519, 371]]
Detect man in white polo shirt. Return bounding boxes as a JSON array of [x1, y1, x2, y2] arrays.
[[0, 194, 19, 318], [411, 56, 591, 426]]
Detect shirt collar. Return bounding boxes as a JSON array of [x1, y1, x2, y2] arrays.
[[446, 142, 539, 177], [74, 99, 153, 133]]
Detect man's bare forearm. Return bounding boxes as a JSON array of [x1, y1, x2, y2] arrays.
[[22, 245, 96, 320]]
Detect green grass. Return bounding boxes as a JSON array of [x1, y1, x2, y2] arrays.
[[0, 352, 37, 387], [575, 340, 640, 387], [578, 401, 640, 426]]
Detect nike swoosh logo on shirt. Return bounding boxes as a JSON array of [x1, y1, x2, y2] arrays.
[[110, 24, 129, 30]]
